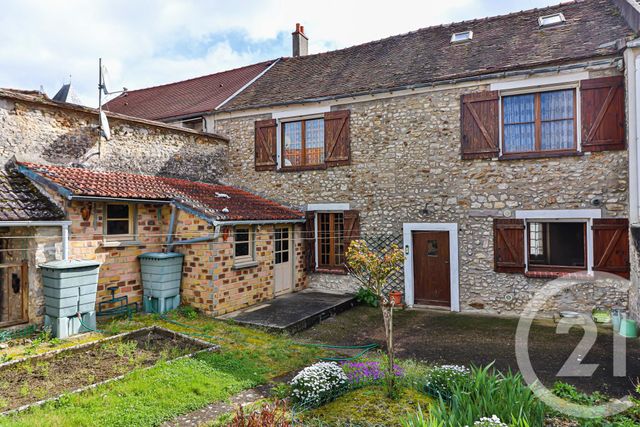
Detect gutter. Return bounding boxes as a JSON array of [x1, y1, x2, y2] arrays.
[[68, 195, 172, 205], [212, 218, 306, 226], [217, 56, 623, 113]]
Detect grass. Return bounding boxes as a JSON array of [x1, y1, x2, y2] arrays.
[[302, 386, 432, 427], [0, 310, 322, 426]]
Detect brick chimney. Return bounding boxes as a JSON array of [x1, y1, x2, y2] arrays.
[[292, 23, 308, 57]]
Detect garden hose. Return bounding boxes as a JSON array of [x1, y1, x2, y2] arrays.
[[296, 342, 378, 361], [76, 312, 107, 334]]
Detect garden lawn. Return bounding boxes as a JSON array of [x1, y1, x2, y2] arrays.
[[1, 310, 322, 426]]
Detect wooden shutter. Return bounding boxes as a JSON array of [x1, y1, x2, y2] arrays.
[[581, 76, 625, 152], [494, 219, 525, 273], [255, 119, 277, 171], [304, 211, 316, 272], [593, 218, 629, 278], [324, 110, 351, 166], [342, 210, 360, 270], [461, 91, 500, 160]]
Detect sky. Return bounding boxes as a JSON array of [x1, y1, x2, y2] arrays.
[[0, 0, 563, 107]]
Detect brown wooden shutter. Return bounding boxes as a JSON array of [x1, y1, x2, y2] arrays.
[[593, 218, 629, 278], [342, 210, 360, 270], [494, 219, 525, 273], [324, 110, 351, 166], [304, 211, 316, 272], [255, 119, 277, 171], [461, 91, 500, 160], [581, 76, 625, 152]]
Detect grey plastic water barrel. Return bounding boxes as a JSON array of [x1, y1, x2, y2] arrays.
[[139, 252, 184, 313], [41, 260, 101, 318]]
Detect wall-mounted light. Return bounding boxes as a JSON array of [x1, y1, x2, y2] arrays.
[[405, 245, 410, 255]]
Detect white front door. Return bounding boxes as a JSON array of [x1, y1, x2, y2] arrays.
[[274, 226, 293, 295]]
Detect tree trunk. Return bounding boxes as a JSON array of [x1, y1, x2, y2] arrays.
[[381, 302, 395, 395]]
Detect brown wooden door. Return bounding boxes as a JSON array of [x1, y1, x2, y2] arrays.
[[412, 231, 450, 307]]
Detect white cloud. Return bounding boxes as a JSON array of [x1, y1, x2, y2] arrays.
[[0, 0, 562, 106]]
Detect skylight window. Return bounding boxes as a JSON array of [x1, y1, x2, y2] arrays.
[[538, 13, 565, 27], [451, 31, 473, 43]]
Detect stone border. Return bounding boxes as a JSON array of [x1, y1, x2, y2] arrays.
[[0, 326, 219, 416]]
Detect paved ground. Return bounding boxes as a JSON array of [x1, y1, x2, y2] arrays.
[[219, 290, 356, 332], [297, 305, 640, 398]]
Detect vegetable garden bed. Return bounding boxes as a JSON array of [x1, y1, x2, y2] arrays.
[[0, 326, 217, 413]]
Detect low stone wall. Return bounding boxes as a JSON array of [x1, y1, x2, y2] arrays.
[[0, 90, 228, 183]]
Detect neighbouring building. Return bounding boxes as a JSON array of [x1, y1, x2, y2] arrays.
[[104, 61, 278, 132], [203, 0, 636, 315], [0, 88, 305, 329]]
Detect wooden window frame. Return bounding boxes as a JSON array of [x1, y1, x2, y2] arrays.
[[500, 88, 578, 160], [316, 212, 345, 271], [104, 202, 135, 242], [280, 117, 327, 171], [525, 221, 587, 273], [233, 225, 256, 267]]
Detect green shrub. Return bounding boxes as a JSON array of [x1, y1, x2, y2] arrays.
[[422, 364, 470, 401], [429, 364, 545, 427], [290, 362, 348, 408], [401, 405, 444, 427], [355, 287, 379, 307]]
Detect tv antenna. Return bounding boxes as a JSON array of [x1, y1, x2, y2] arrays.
[[98, 58, 127, 140]]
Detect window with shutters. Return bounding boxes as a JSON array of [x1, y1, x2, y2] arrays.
[[254, 110, 350, 172], [502, 89, 577, 156], [527, 221, 586, 270], [282, 118, 325, 168], [305, 209, 359, 273]]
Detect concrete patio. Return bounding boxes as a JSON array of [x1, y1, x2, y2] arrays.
[[219, 290, 356, 333]]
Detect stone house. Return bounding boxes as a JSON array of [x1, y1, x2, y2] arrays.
[[199, 0, 636, 315], [0, 88, 306, 329]]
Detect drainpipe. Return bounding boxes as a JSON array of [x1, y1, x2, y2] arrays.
[[165, 204, 178, 252], [62, 224, 69, 261]]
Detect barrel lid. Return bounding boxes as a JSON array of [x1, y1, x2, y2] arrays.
[[40, 259, 101, 270], [138, 252, 184, 260]]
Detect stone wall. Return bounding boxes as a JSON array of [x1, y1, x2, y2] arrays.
[[0, 90, 228, 183], [214, 67, 629, 315]]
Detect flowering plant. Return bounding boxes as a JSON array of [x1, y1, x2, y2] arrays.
[[471, 415, 508, 427], [424, 364, 470, 400], [290, 362, 348, 408], [340, 360, 403, 387]]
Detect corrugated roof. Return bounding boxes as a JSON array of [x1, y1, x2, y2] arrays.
[[18, 163, 303, 223], [103, 61, 275, 121], [222, 0, 635, 111]]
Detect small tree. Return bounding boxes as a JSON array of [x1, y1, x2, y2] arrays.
[[345, 240, 404, 397]]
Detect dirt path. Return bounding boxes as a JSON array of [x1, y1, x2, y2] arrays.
[[298, 306, 640, 398]]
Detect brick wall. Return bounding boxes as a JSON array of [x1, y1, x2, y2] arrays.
[[214, 67, 629, 315]]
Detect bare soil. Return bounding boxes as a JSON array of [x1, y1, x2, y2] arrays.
[[0, 329, 207, 412], [297, 306, 640, 398]]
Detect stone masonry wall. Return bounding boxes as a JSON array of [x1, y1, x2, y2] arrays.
[[0, 91, 228, 183], [214, 67, 629, 315]]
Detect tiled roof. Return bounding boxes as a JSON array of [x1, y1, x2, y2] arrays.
[[18, 163, 303, 223], [0, 164, 64, 221], [223, 0, 635, 111], [103, 61, 275, 121]]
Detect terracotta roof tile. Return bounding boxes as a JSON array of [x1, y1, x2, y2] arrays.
[[19, 163, 303, 223], [223, 0, 635, 111], [104, 61, 275, 121], [0, 164, 64, 221]]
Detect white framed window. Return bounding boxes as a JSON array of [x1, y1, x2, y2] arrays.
[[233, 225, 255, 266], [451, 31, 473, 43], [538, 13, 565, 28]]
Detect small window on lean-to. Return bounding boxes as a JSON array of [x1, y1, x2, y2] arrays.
[[527, 221, 585, 269], [234, 226, 255, 265], [105, 203, 132, 237], [283, 118, 325, 168]]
